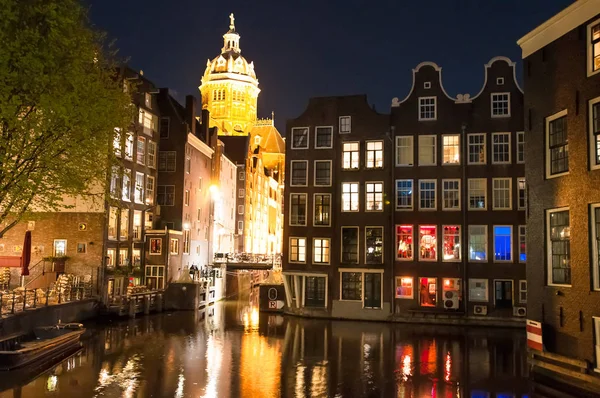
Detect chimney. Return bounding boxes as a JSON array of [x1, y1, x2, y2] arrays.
[[201, 109, 210, 144], [185, 95, 196, 137]]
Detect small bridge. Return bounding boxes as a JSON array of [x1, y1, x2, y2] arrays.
[[213, 253, 281, 271]]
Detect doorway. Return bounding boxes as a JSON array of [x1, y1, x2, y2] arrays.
[[494, 280, 513, 309], [364, 273, 381, 308]]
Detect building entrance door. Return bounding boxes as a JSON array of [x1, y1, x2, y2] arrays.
[[364, 273, 381, 308], [494, 280, 513, 309]]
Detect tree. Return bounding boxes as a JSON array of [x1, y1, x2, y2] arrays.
[[0, 0, 133, 236]]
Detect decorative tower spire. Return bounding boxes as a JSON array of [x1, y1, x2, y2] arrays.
[[222, 13, 241, 53]]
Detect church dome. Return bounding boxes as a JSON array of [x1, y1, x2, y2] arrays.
[[202, 14, 257, 82]]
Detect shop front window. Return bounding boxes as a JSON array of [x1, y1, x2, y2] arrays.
[[442, 225, 461, 261], [419, 277, 437, 307]]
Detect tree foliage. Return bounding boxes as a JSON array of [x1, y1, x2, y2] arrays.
[[0, 0, 133, 236]]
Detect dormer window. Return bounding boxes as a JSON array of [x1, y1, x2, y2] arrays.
[[418, 97, 437, 121], [588, 20, 600, 76], [145, 93, 151, 109]]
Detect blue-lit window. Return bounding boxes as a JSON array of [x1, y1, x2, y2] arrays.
[[519, 225, 526, 262], [496, 394, 515, 398], [494, 226, 512, 262], [471, 392, 489, 398], [396, 179, 413, 210]]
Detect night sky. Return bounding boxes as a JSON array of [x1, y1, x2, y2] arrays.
[[88, 0, 574, 132]]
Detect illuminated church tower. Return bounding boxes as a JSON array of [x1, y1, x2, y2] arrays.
[[200, 14, 260, 136]]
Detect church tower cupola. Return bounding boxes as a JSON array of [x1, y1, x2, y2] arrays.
[[222, 13, 241, 54]]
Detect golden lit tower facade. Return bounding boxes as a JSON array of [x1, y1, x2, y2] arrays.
[[200, 14, 260, 136]]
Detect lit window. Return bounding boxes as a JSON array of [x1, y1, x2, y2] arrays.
[[588, 21, 600, 75], [365, 182, 383, 211], [184, 189, 190, 206], [289, 193, 307, 226], [519, 225, 527, 263], [313, 238, 330, 264], [136, 136, 146, 165], [442, 225, 461, 261], [170, 238, 179, 255], [313, 194, 331, 226], [110, 167, 119, 199], [145, 176, 154, 205], [419, 277, 437, 307], [418, 135, 436, 166], [341, 272, 362, 300], [147, 141, 157, 168], [442, 179, 460, 210], [158, 151, 176, 172], [396, 225, 413, 260], [289, 237, 306, 263], [122, 169, 131, 201], [133, 210, 142, 240], [493, 225, 512, 262], [119, 248, 129, 267], [342, 182, 359, 212], [395, 179, 413, 210], [291, 127, 309, 149], [517, 177, 526, 210], [492, 132, 510, 164], [418, 97, 436, 121], [341, 227, 359, 264], [419, 225, 437, 261], [396, 136, 414, 166], [125, 133, 134, 160], [395, 277, 413, 299], [468, 178, 486, 210], [157, 185, 175, 206], [592, 99, 600, 171], [342, 142, 360, 170], [468, 133, 486, 164], [339, 116, 351, 134], [491, 93, 510, 117], [145, 92, 152, 108], [442, 135, 460, 164], [113, 129, 122, 157], [469, 279, 488, 302], [547, 208, 571, 285], [183, 230, 190, 254], [366, 141, 383, 168], [546, 110, 568, 177], [591, 205, 600, 290], [119, 209, 129, 240], [315, 126, 333, 148], [366, 227, 383, 264], [468, 225, 487, 261], [314, 160, 331, 186], [290, 160, 308, 186], [108, 207, 118, 240], [419, 180, 436, 210], [517, 132, 525, 164], [135, 172, 144, 204], [492, 178, 512, 210]]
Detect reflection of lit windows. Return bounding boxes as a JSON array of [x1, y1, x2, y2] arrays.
[[341, 227, 358, 264], [442, 135, 460, 164], [547, 208, 571, 285], [395, 179, 413, 210], [342, 182, 359, 212], [469, 225, 487, 261], [419, 225, 437, 261], [313, 238, 330, 264], [419, 277, 437, 307], [396, 225, 413, 260], [395, 277, 413, 299], [468, 279, 488, 302], [442, 225, 460, 261], [468, 178, 486, 210], [365, 227, 383, 264], [366, 141, 383, 168], [341, 272, 362, 300], [289, 237, 306, 263], [342, 142, 360, 170], [419, 180, 436, 210], [365, 182, 383, 211], [313, 194, 330, 226]]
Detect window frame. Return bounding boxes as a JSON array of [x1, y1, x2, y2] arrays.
[[395, 179, 413, 211], [519, 225, 527, 264], [396, 225, 414, 261], [313, 238, 331, 264], [289, 237, 307, 263], [339, 116, 351, 134], [545, 109, 569, 179], [314, 160, 332, 187], [365, 181, 384, 212], [442, 179, 461, 211], [519, 280, 528, 303], [156, 185, 175, 206], [516, 131, 525, 164], [313, 193, 331, 227], [490, 92, 511, 118], [546, 207, 571, 287], [340, 271, 362, 301], [145, 175, 154, 205], [491, 132, 511, 165], [467, 133, 487, 165], [341, 182, 360, 212], [468, 178, 487, 211], [290, 127, 310, 149], [587, 18, 600, 77], [365, 226, 384, 264], [418, 96, 437, 121], [591, 204, 600, 291], [290, 160, 309, 187], [418, 135, 437, 166], [395, 136, 414, 167], [395, 276, 414, 299], [492, 178, 512, 210], [468, 279, 489, 303], [442, 225, 461, 262], [134, 172, 145, 204], [493, 225, 513, 263], [340, 226, 359, 264], [442, 134, 461, 165], [342, 142, 360, 170], [289, 193, 307, 226], [315, 126, 334, 149], [365, 140, 384, 169], [418, 179, 437, 211], [589, 96, 600, 170], [468, 225, 488, 262], [517, 177, 526, 211], [418, 225, 438, 262]]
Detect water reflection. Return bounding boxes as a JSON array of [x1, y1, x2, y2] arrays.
[[0, 291, 532, 398]]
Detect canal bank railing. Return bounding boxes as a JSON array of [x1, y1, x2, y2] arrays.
[[105, 290, 164, 318], [0, 286, 90, 316]]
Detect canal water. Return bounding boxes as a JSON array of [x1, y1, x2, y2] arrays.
[[0, 287, 532, 398]]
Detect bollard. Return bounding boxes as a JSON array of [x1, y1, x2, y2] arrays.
[[128, 298, 136, 318], [11, 291, 16, 314], [58, 292, 62, 304], [45, 288, 50, 307], [23, 288, 27, 311], [33, 289, 37, 308], [156, 293, 163, 313], [144, 294, 151, 315]]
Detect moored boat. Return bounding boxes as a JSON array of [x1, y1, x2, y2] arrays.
[[0, 323, 85, 371]]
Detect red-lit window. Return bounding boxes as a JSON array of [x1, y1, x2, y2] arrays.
[[419, 225, 437, 261], [419, 277, 437, 307], [442, 226, 461, 261], [396, 225, 413, 260]]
